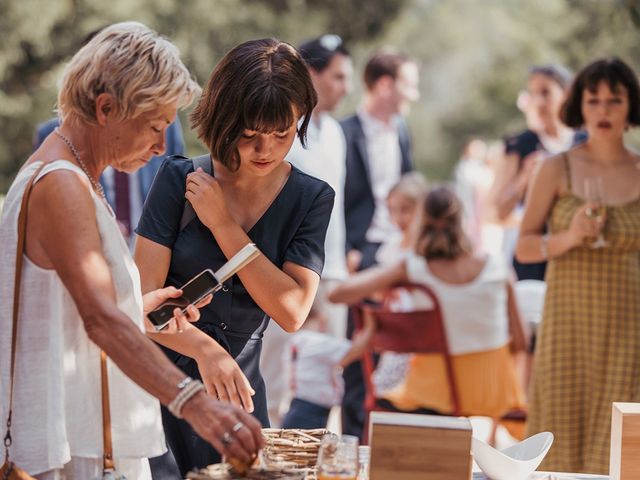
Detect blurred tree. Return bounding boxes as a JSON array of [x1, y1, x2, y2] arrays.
[[0, 0, 639, 191], [349, 0, 640, 180], [0, 0, 407, 191]]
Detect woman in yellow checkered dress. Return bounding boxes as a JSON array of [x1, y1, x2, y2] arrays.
[[516, 57, 640, 474]]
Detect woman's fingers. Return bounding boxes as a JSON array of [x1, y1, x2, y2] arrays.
[[195, 294, 213, 309], [212, 375, 254, 412], [236, 376, 256, 413], [183, 304, 201, 322], [224, 381, 243, 409], [216, 383, 230, 403]]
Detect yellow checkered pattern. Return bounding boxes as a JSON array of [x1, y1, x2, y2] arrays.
[[526, 191, 640, 474]]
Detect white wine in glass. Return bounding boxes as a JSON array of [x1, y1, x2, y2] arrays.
[[584, 177, 608, 248]]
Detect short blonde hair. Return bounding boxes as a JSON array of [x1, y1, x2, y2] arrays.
[[388, 172, 428, 205], [57, 22, 200, 125]]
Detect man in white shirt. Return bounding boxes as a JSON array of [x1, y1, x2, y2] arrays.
[[288, 34, 353, 337], [261, 34, 353, 426], [342, 50, 420, 271], [340, 49, 420, 438]]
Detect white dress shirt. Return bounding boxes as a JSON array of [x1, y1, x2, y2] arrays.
[[358, 109, 403, 243], [287, 113, 348, 280]]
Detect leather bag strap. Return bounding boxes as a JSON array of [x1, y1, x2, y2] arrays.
[[3, 162, 115, 474], [4, 163, 46, 462], [101, 351, 115, 472]]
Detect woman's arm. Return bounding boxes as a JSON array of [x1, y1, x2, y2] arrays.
[[506, 281, 527, 353], [490, 151, 520, 222], [515, 155, 599, 263], [27, 170, 262, 460], [338, 310, 376, 368], [135, 236, 256, 412], [328, 260, 408, 306], [186, 170, 324, 332]]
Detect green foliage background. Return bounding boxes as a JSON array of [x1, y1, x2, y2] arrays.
[[1, 0, 639, 192]]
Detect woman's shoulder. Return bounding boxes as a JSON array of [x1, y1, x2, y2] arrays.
[[289, 163, 335, 199], [532, 150, 570, 190], [157, 155, 195, 177]]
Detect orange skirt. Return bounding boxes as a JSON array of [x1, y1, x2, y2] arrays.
[[383, 344, 525, 418]]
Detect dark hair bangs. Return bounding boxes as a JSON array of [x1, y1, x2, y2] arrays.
[[584, 70, 626, 95], [242, 83, 296, 133]]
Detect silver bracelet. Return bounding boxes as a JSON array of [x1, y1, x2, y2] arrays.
[[168, 377, 205, 418], [540, 233, 550, 260]]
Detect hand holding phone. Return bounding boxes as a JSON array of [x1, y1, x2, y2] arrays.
[[146, 243, 260, 331], [147, 269, 220, 331], [142, 286, 212, 334]]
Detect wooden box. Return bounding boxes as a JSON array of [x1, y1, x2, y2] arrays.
[[610, 402, 640, 480], [369, 412, 472, 480]]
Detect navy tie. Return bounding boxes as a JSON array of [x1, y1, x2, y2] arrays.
[[114, 170, 131, 236]]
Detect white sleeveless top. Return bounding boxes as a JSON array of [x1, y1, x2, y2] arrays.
[[0, 161, 165, 475], [405, 252, 510, 355]]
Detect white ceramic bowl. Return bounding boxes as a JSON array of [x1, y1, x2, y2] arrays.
[[471, 432, 554, 480]]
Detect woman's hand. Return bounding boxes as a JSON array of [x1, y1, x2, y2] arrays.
[[346, 249, 362, 274], [568, 203, 605, 247], [142, 286, 212, 334], [186, 168, 234, 231], [181, 391, 264, 463], [197, 348, 256, 413]]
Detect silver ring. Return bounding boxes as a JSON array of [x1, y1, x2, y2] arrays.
[[221, 431, 232, 446], [232, 421, 244, 433]]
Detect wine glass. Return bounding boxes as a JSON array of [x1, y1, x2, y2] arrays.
[[584, 177, 608, 249], [317, 434, 359, 480]]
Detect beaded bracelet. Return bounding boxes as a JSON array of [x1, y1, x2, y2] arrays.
[[168, 377, 206, 418]]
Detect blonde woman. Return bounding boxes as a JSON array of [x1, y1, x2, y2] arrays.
[[0, 22, 262, 480]]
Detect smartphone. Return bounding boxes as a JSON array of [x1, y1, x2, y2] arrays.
[[147, 269, 221, 331], [146, 243, 261, 331]]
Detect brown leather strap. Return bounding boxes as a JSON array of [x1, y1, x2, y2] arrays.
[[100, 351, 115, 471], [4, 162, 47, 462], [3, 162, 114, 473]]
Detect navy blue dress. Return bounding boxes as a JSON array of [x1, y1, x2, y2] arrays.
[[136, 157, 334, 475]]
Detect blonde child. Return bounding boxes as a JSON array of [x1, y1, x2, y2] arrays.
[[375, 172, 428, 265]]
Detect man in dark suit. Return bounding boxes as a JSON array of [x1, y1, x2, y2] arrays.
[[340, 49, 420, 438], [33, 116, 184, 249], [342, 50, 419, 271]]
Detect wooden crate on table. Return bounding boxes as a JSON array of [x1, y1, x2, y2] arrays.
[[369, 412, 472, 480], [610, 402, 640, 480]]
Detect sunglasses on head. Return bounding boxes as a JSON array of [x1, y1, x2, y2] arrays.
[[319, 34, 343, 52]]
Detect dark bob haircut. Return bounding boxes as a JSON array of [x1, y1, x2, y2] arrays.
[[191, 38, 317, 171], [560, 57, 640, 128], [298, 34, 350, 72]]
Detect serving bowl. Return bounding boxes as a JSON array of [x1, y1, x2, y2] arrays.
[[471, 432, 554, 480]]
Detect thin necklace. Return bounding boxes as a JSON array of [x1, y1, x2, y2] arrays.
[[54, 128, 106, 200]]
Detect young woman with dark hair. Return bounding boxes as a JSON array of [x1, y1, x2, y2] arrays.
[[516, 57, 640, 474], [134, 38, 334, 475]]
